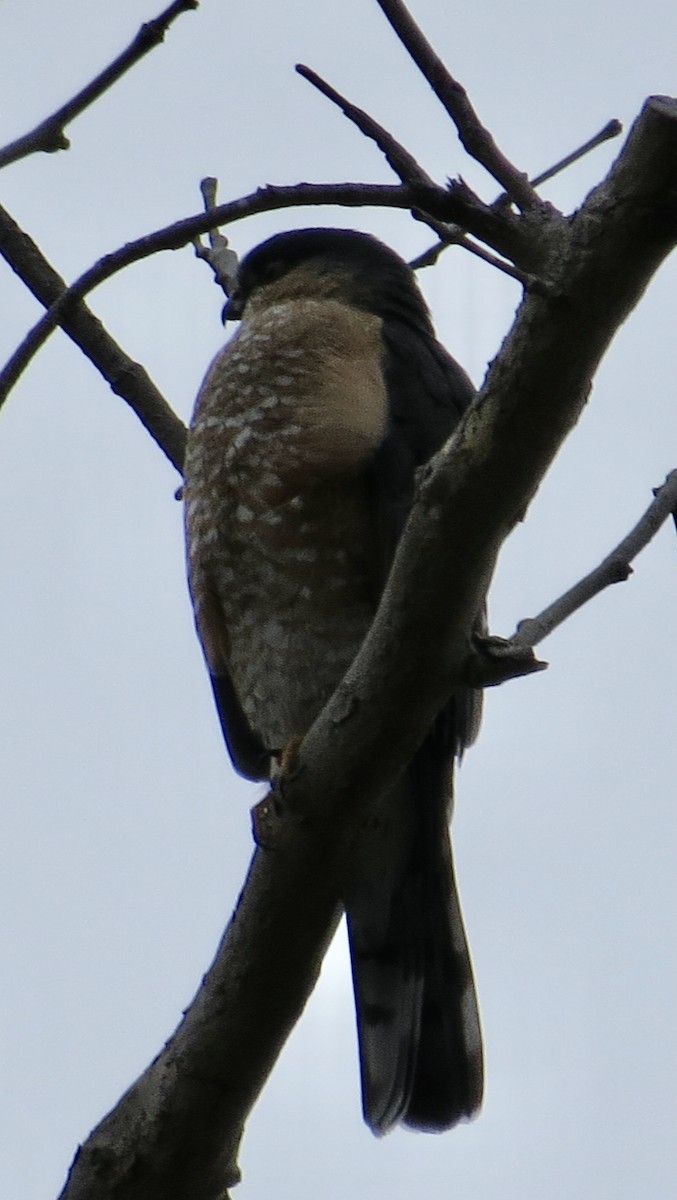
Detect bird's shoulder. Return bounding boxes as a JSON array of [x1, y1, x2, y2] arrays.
[[366, 315, 475, 583]]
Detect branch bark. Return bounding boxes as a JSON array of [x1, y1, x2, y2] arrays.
[[511, 469, 677, 649], [374, 0, 541, 209], [0, 203, 186, 471], [0, 0, 197, 169], [56, 94, 677, 1200], [295, 63, 537, 286]]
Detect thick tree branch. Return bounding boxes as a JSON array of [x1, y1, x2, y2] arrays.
[[286, 95, 677, 815], [59, 848, 343, 1200], [0, 203, 186, 471], [0, 0, 197, 169], [57, 95, 677, 1200]]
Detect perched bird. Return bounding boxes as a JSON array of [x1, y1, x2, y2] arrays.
[[183, 227, 483, 1134]]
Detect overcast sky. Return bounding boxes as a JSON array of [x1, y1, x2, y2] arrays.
[[0, 2, 675, 1198]]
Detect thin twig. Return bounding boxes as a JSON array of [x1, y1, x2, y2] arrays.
[[295, 63, 536, 286], [529, 119, 623, 189], [511, 470, 677, 649], [193, 178, 239, 295], [0, 0, 198, 169], [408, 214, 536, 285], [0, 202, 186, 471], [295, 63, 435, 187], [374, 0, 540, 210]]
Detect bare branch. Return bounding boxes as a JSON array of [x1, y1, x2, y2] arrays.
[[296, 64, 539, 288], [297, 68, 621, 291], [296, 63, 435, 187], [511, 469, 677, 649], [409, 216, 537, 286], [0, 185, 410, 408], [277, 94, 677, 832], [0, 178, 530, 411], [0, 202, 186, 471], [58, 841, 343, 1200], [411, 118, 624, 274], [374, 0, 541, 210], [529, 118, 623, 190], [0, 0, 198, 169]]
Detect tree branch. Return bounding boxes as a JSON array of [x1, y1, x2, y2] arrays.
[[528, 118, 623, 190], [192, 178, 240, 295], [511, 469, 677, 649], [0, 203, 186, 471], [374, 0, 541, 210], [295, 63, 537, 287], [295, 62, 436, 187], [411, 118, 625, 273], [56, 95, 677, 1200], [0, 0, 198, 169], [0, 178, 531, 412], [408, 216, 536, 285], [58, 844, 343, 1200]]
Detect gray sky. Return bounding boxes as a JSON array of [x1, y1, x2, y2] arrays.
[[0, 2, 675, 1198]]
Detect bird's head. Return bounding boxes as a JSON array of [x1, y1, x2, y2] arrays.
[[222, 227, 434, 336]]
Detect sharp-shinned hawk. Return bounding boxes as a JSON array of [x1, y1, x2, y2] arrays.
[[183, 227, 483, 1134]]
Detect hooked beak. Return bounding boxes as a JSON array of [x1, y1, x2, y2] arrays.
[[222, 287, 244, 323]]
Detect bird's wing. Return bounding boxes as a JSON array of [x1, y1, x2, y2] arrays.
[[346, 317, 484, 1133], [184, 344, 271, 784], [368, 316, 482, 750]]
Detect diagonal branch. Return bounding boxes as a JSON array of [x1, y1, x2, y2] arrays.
[[0, 0, 198, 169], [296, 68, 622, 289], [374, 0, 541, 210], [412, 118, 625, 273], [408, 215, 536, 285], [0, 202, 186, 471], [511, 469, 677, 649], [463, 467, 677, 686], [295, 63, 536, 288], [295, 63, 436, 187], [528, 118, 623, 190]]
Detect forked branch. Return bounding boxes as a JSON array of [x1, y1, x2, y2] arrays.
[[374, 0, 540, 209], [295, 62, 536, 287]]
